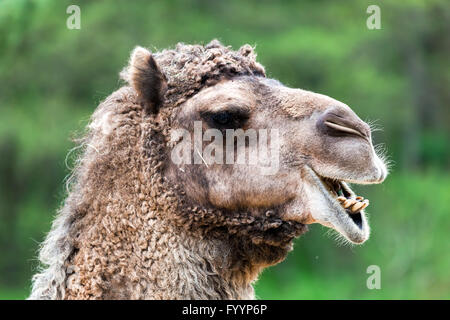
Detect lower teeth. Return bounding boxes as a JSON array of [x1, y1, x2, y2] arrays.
[[324, 178, 370, 214], [337, 196, 369, 214]]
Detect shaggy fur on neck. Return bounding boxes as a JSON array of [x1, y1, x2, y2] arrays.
[[29, 41, 307, 300]]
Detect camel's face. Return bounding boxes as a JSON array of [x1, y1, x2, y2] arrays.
[[168, 76, 387, 244]]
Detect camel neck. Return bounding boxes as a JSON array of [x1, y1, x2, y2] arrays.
[[63, 213, 257, 299]]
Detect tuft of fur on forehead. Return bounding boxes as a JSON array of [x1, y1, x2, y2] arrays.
[[120, 39, 266, 108]]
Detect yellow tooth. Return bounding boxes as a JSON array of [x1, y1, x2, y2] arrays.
[[351, 202, 364, 213], [355, 196, 364, 201], [360, 200, 370, 210], [343, 199, 355, 209], [337, 196, 346, 202]]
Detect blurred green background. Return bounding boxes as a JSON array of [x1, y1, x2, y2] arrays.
[[0, 0, 449, 299]]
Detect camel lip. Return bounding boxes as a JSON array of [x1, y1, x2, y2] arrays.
[[305, 167, 370, 244]]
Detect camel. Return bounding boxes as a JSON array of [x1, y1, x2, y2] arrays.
[[29, 40, 388, 300]]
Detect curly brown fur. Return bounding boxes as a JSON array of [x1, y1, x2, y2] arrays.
[[29, 41, 305, 300]]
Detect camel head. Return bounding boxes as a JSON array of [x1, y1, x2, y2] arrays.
[[127, 41, 388, 248]]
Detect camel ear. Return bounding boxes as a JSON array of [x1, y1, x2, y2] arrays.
[[128, 46, 167, 114]]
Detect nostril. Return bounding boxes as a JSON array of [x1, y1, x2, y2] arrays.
[[317, 109, 369, 140], [323, 120, 367, 138]]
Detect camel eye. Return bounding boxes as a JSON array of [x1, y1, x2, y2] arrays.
[[212, 111, 232, 125], [202, 108, 249, 129]]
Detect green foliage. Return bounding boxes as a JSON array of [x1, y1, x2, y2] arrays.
[[0, 0, 448, 299]]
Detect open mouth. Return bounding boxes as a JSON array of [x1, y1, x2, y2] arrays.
[[319, 177, 369, 230], [304, 166, 371, 244]]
